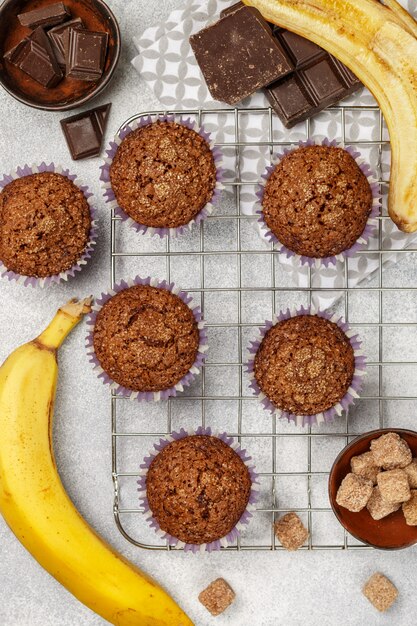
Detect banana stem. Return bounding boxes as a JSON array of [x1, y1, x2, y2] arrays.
[[36, 298, 92, 351]]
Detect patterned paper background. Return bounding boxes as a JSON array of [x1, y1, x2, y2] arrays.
[[131, 0, 417, 308]]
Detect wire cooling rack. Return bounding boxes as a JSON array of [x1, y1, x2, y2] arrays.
[[110, 106, 417, 551]]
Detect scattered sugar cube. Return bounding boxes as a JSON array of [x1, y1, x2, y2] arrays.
[[363, 573, 398, 612], [377, 469, 411, 504], [366, 486, 401, 520], [198, 578, 235, 616], [336, 472, 373, 512], [351, 451, 380, 483], [404, 458, 417, 488], [274, 512, 309, 551], [370, 432, 412, 470], [402, 490, 417, 526]]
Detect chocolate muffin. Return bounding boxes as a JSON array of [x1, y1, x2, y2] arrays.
[[262, 145, 373, 258], [93, 285, 200, 392], [146, 435, 252, 545], [254, 315, 355, 416], [109, 121, 217, 229], [0, 172, 91, 278]]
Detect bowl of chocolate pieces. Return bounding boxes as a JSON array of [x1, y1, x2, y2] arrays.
[[329, 428, 417, 549], [0, 0, 120, 110]]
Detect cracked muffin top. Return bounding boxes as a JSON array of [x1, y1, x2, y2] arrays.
[[254, 314, 355, 416], [146, 435, 252, 545], [109, 121, 217, 229], [0, 172, 91, 277], [262, 145, 373, 258], [93, 284, 200, 392]]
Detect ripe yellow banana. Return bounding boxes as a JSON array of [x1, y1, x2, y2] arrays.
[[245, 0, 417, 233], [0, 299, 192, 626]]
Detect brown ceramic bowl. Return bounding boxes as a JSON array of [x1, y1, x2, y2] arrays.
[[329, 428, 417, 550], [0, 0, 120, 111]]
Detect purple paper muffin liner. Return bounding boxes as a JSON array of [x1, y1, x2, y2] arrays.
[[100, 114, 225, 238], [0, 162, 98, 288], [247, 305, 367, 428], [137, 427, 260, 553], [85, 275, 208, 401], [256, 138, 381, 268]]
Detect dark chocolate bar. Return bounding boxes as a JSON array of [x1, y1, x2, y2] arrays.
[[66, 27, 108, 81], [4, 26, 63, 88], [18, 2, 70, 29], [189, 5, 291, 105], [48, 17, 84, 68], [60, 103, 111, 159]]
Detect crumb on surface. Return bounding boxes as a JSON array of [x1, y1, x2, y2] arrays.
[[402, 490, 417, 526], [377, 469, 411, 504], [351, 451, 380, 483], [336, 472, 373, 512], [363, 573, 398, 612], [274, 512, 309, 550], [366, 486, 401, 521], [198, 578, 236, 616], [370, 433, 412, 470]]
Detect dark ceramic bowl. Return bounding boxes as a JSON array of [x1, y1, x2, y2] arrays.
[[329, 428, 417, 550], [0, 0, 120, 111]]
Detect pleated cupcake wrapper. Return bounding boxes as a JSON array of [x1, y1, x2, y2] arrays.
[[85, 275, 208, 401], [0, 162, 98, 288], [100, 113, 225, 238], [137, 426, 260, 553], [247, 305, 367, 428], [256, 138, 381, 268]]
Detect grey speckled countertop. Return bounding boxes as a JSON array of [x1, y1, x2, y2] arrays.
[[1, 1, 417, 625]]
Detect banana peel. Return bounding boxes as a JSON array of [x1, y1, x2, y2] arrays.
[[0, 299, 193, 626], [244, 0, 417, 232]]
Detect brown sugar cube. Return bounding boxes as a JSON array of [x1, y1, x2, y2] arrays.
[[370, 432, 412, 469], [336, 473, 373, 512], [366, 486, 401, 521], [351, 451, 380, 483], [198, 578, 235, 616], [363, 573, 398, 612], [402, 489, 417, 525], [377, 469, 411, 504], [274, 512, 309, 550], [404, 458, 417, 488]]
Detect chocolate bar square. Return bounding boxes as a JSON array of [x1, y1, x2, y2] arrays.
[[66, 28, 108, 81], [299, 57, 348, 104], [190, 5, 292, 105], [48, 17, 84, 68], [276, 30, 326, 68], [265, 75, 314, 127], [18, 2, 70, 29], [60, 103, 111, 159], [4, 26, 62, 88]]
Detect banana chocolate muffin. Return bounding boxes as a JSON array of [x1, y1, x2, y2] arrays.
[[93, 285, 200, 392], [254, 314, 355, 416], [262, 145, 373, 258], [0, 172, 91, 277], [146, 435, 252, 545], [109, 121, 217, 229]]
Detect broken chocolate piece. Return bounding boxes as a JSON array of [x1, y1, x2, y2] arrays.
[[4, 27, 63, 88], [190, 5, 292, 105], [66, 27, 108, 81], [60, 103, 111, 159], [18, 2, 70, 29], [48, 17, 84, 68]]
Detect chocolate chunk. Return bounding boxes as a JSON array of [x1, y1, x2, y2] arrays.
[[66, 27, 108, 81], [18, 2, 70, 29], [189, 5, 292, 105], [4, 27, 63, 88], [47, 17, 84, 68], [60, 103, 111, 159], [276, 29, 326, 68]]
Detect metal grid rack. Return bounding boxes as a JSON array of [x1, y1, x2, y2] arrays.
[[110, 106, 417, 551]]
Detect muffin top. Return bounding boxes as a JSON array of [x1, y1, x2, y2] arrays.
[[0, 172, 91, 278], [254, 315, 355, 416], [146, 435, 252, 545], [109, 121, 217, 229], [262, 145, 373, 258], [93, 285, 200, 392]]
